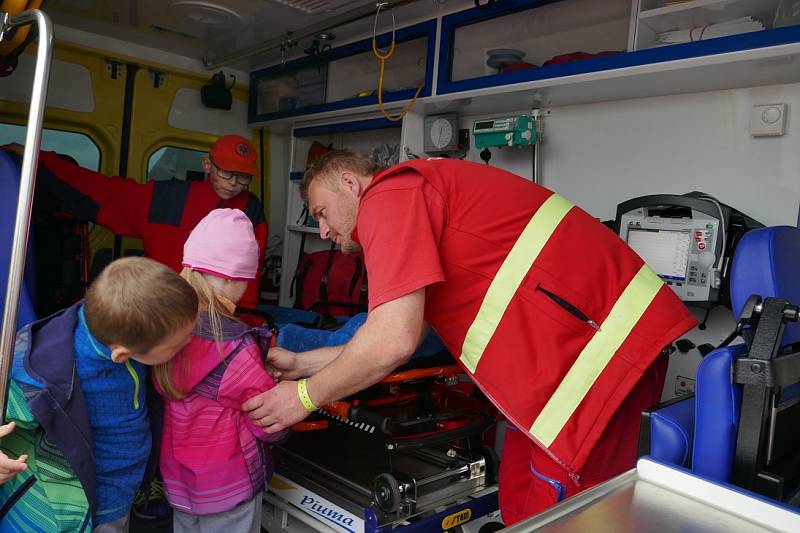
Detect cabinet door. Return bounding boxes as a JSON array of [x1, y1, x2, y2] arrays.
[[635, 0, 784, 51], [250, 20, 436, 123], [442, 0, 633, 91]]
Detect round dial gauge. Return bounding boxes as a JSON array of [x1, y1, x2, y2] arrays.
[[430, 117, 454, 149]]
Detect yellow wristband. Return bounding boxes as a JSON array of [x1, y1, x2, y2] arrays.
[[297, 379, 318, 413]]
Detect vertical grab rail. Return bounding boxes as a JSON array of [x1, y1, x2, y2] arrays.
[[0, 9, 53, 416]]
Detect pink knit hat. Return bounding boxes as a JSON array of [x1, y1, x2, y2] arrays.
[[183, 209, 259, 280]]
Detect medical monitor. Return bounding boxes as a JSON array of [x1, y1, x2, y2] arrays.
[[615, 195, 725, 304], [626, 228, 691, 281]]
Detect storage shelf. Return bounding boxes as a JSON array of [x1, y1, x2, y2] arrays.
[[287, 224, 320, 234], [639, 0, 780, 34]]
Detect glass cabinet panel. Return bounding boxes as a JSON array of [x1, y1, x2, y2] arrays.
[[635, 0, 786, 51], [251, 21, 434, 121], [327, 36, 428, 102], [254, 63, 327, 116], [448, 0, 632, 83]]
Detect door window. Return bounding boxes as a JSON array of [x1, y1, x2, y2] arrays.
[[147, 146, 206, 181], [0, 123, 100, 170]]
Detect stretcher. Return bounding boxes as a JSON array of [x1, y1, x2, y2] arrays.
[[265, 336, 502, 532]]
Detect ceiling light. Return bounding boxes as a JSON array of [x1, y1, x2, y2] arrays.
[[265, 0, 358, 16], [169, 1, 243, 28]]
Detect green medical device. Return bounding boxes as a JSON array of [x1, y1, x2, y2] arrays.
[[472, 115, 537, 149]]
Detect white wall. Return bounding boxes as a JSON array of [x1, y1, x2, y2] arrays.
[[539, 82, 800, 228], [538, 82, 800, 398]]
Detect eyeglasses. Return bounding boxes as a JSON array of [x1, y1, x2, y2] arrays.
[[211, 162, 253, 186]]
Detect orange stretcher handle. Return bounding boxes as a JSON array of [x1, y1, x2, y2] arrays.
[[321, 401, 351, 419], [380, 364, 463, 384], [291, 419, 329, 431]]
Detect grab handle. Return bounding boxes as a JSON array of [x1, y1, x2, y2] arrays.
[[0, 9, 53, 418]]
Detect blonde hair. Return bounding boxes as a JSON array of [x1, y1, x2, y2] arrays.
[[299, 149, 383, 201], [84, 257, 198, 354], [153, 268, 244, 399]]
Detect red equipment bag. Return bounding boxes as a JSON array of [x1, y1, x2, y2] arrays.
[[293, 246, 368, 317]]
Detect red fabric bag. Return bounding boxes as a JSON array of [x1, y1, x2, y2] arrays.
[[293, 248, 368, 316]]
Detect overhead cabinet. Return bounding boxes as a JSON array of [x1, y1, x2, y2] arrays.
[[441, 0, 633, 91], [249, 0, 800, 125], [249, 20, 436, 123]]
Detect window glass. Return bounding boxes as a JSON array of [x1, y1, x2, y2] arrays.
[[0, 123, 100, 170], [147, 146, 206, 182]]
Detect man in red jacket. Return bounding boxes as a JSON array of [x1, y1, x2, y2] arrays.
[[3, 135, 267, 311], [244, 150, 696, 524]]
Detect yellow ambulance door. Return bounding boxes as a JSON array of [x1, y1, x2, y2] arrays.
[[0, 41, 126, 290], [122, 65, 261, 257]]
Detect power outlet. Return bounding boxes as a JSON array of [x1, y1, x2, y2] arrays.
[[675, 375, 695, 396]]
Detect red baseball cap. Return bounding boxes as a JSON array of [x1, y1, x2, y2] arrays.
[[209, 135, 258, 176]]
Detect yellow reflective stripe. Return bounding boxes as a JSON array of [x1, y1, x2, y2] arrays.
[[529, 264, 663, 446], [459, 194, 574, 373]]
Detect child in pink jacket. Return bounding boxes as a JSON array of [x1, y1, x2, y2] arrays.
[[153, 209, 287, 533]]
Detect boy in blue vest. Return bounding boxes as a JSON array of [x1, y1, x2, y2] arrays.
[[0, 257, 199, 532]]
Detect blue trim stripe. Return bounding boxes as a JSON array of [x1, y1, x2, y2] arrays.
[[293, 117, 401, 138], [249, 19, 436, 123]]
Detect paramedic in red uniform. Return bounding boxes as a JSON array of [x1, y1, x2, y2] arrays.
[[244, 150, 697, 523], [2, 135, 267, 311]]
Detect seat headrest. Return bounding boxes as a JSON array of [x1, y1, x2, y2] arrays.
[[730, 226, 800, 345]]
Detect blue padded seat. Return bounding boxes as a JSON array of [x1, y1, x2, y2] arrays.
[[648, 397, 695, 467], [645, 226, 800, 483], [0, 150, 37, 329], [691, 343, 746, 482], [730, 226, 800, 345]]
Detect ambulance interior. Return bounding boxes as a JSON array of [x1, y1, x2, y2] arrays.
[[2, 0, 800, 532]]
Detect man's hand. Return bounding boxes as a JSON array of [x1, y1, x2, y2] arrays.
[[1, 143, 23, 156], [0, 422, 28, 484], [242, 380, 310, 434], [266, 347, 300, 380]]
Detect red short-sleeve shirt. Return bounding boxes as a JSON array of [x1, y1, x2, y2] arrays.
[[354, 171, 446, 310]]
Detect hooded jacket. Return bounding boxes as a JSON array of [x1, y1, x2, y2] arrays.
[[157, 313, 287, 516], [35, 151, 267, 311], [0, 304, 96, 532]]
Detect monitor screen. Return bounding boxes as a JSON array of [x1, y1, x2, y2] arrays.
[[626, 227, 691, 280]]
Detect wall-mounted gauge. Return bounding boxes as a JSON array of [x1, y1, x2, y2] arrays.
[[423, 113, 461, 154]]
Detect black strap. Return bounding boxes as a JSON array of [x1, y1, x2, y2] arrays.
[[292, 258, 312, 308], [348, 257, 364, 315], [359, 268, 369, 312], [317, 243, 337, 316]]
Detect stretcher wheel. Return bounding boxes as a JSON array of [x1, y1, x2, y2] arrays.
[[373, 473, 401, 513]]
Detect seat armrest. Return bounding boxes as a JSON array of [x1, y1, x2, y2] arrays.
[[638, 395, 695, 467]]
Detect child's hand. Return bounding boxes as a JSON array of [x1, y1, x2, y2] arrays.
[[266, 347, 301, 381], [0, 422, 28, 484]]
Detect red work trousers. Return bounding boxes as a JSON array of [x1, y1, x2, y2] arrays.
[[498, 357, 668, 525]]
